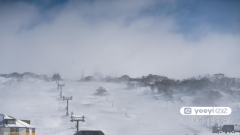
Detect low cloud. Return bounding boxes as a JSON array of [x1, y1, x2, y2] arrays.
[[0, 0, 239, 79]]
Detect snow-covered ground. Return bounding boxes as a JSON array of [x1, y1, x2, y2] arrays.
[[0, 77, 239, 135]]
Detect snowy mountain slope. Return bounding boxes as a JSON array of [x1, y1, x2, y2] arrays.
[[0, 77, 239, 135]]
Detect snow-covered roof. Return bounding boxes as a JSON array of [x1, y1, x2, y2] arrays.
[[2, 114, 13, 119], [0, 113, 35, 128]]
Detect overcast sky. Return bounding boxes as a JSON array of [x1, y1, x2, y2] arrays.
[[0, 0, 240, 79]]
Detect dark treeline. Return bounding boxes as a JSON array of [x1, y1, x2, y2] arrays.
[[2, 72, 240, 101], [1, 72, 239, 105], [81, 73, 240, 100], [0, 72, 50, 81], [0, 72, 63, 82]]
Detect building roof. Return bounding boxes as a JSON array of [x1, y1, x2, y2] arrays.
[[0, 113, 35, 128]]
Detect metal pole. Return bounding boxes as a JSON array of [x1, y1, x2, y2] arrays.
[[67, 100, 69, 116], [61, 86, 62, 98], [77, 121, 79, 132], [57, 79, 59, 90]]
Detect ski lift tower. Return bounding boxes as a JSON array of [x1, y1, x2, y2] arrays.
[[70, 115, 85, 133], [59, 84, 65, 98], [63, 96, 73, 116]]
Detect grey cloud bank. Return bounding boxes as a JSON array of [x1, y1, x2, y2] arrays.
[[0, 0, 240, 79]]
